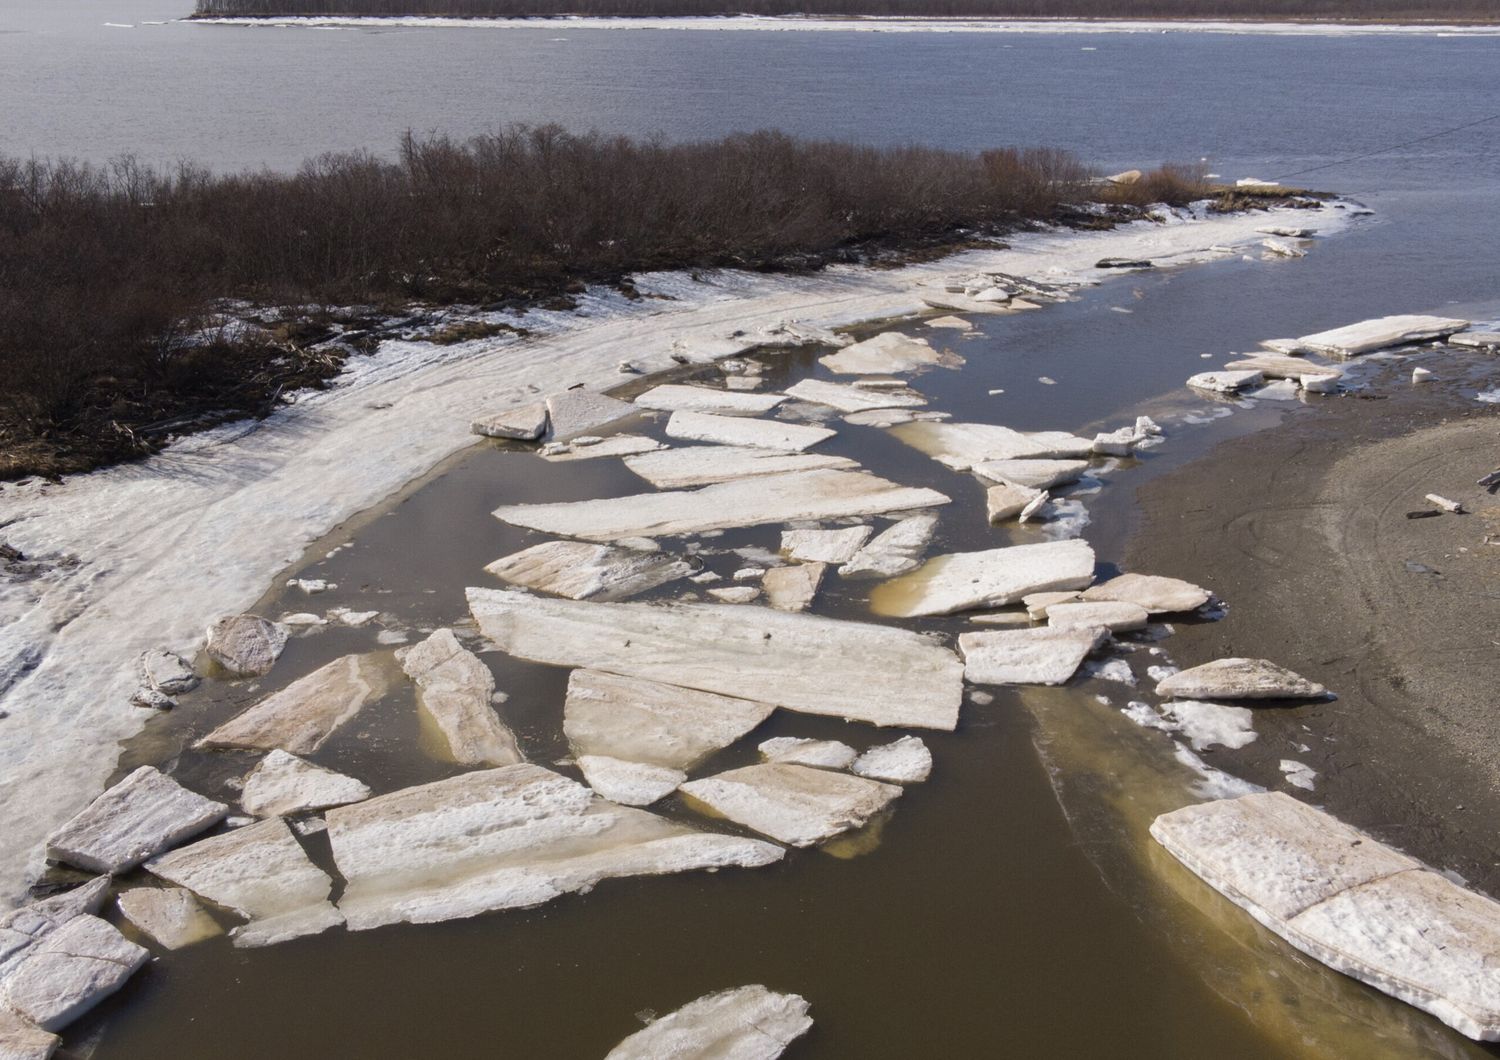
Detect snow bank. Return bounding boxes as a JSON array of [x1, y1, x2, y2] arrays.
[[0, 202, 1348, 904]]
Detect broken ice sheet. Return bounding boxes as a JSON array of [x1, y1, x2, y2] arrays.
[[623, 446, 857, 489], [680, 763, 901, 847], [869, 539, 1096, 618], [485, 539, 692, 601], [891, 420, 1093, 470]]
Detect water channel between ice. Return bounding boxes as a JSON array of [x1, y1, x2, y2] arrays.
[[65, 216, 1499, 1059]]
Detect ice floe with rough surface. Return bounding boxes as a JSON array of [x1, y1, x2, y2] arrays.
[[1046, 600, 1148, 633], [758, 736, 857, 770], [665, 410, 834, 452], [197, 653, 390, 755], [545, 390, 637, 439], [1187, 369, 1262, 393], [486, 539, 692, 600], [327, 764, 783, 931], [681, 763, 900, 846], [1081, 573, 1210, 614], [852, 736, 932, 783], [469, 588, 963, 730], [958, 626, 1107, 685], [575, 756, 686, 807], [1296, 314, 1469, 357], [44, 766, 227, 875], [819, 332, 952, 375], [116, 887, 221, 950], [837, 514, 939, 579], [971, 457, 1089, 490], [493, 468, 948, 542], [146, 817, 343, 947], [985, 482, 1044, 524], [780, 525, 872, 564], [1162, 699, 1257, 750], [870, 539, 1095, 617], [398, 629, 522, 767], [0, 915, 148, 1033], [1152, 791, 1500, 1041], [634, 384, 786, 415], [539, 434, 664, 461], [1156, 658, 1327, 700], [892, 420, 1094, 470], [471, 401, 548, 440], [1222, 352, 1341, 386], [624, 445, 856, 489], [762, 563, 825, 612], [205, 614, 288, 677], [239, 749, 371, 817], [784, 378, 927, 413], [1279, 759, 1318, 791], [605, 985, 812, 1060]]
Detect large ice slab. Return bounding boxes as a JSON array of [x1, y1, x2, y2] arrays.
[[972, 458, 1089, 490], [891, 421, 1094, 470], [239, 749, 372, 818], [44, 766, 227, 875], [763, 562, 825, 612], [1081, 572, 1211, 614], [145, 817, 343, 948], [623, 446, 857, 489], [1152, 792, 1500, 1041], [819, 332, 950, 375], [564, 669, 774, 771], [0, 915, 148, 1033], [634, 385, 785, 415], [486, 540, 692, 601], [784, 378, 927, 413], [870, 539, 1096, 618], [1156, 658, 1327, 700], [545, 390, 637, 439], [837, 514, 938, 579], [0, 880, 109, 986], [197, 653, 390, 755], [492, 469, 948, 542], [664, 411, 835, 452], [398, 629, 522, 767], [1296, 315, 1469, 357], [469, 588, 963, 730], [326, 765, 784, 931], [116, 887, 221, 950], [780, 525, 872, 564], [605, 985, 812, 1060], [958, 626, 1107, 685], [471, 401, 547, 440], [681, 763, 901, 847]]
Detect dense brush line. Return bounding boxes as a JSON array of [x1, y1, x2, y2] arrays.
[[191, 0, 1499, 20], [0, 127, 1199, 477]]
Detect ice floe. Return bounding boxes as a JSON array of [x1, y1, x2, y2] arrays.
[[239, 750, 372, 818], [680, 763, 901, 846], [485, 540, 692, 601], [471, 401, 548, 440], [116, 888, 221, 950], [869, 539, 1096, 618], [634, 384, 786, 415], [605, 985, 812, 1060], [145, 817, 343, 947], [398, 629, 522, 767], [892, 420, 1094, 470], [0, 915, 148, 1032], [758, 737, 857, 770], [197, 653, 391, 755], [493, 469, 948, 542], [1186, 370, 1263, 393], [1296, 314, 1469, 357], [327, 765, 783, 930], [971, 457, 1090, 490], [1156, 658, 1327, 700], [708, 586, 761, 603], [1222, 353, 1341, 387], [544, 390, 637, 439], [762, 563, 826, 613], [44, 767, 227, 875], [1279, 759, 1318, 791], [837, 514, 939, 579], [539, 434, 665, 461], [1046, 600, 1148, 633], [664, 410, 835, 452], [819, 332, 949, 375], [205, 615, 288, 677], [779, 525, 872, 564], [623, 446, 857, 489], [469, 588, 963, 730], [1152, 792, 1500, 1041], [0, 1006, 57, 1059], [1080, 572, 1211, 613], [783, 378, 927, 413], [957, 626, 1107, 685], [986, 482, 1044, 524], [851, 736, 932, 784], [575, 756, 686, 807], [1162, 699, 1257, 750]]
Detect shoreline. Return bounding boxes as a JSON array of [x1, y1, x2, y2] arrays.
[[0, 202, 1354, 905], [183, 13, 1500, 33]]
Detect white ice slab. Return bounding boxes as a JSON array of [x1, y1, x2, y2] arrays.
[[327, 765, 783, 931], [634, 384, 786, 415], [624, 446, 857, 489], [575, 756, 686, 807], [1223, 353, 1341, 384], [493, 469, 948, 542], [605, 985, 812, 1060], [0, 1007, 56, 1059], [838, 514, 938, 579], [471, 401, 548, 440], [470, 588, 964, 730], [784, 378, 927, 413], [762, 563, 826, 613], [0, 915, 148, 1032], [486, 540, 692, 601], [892, 421, 1094, 470], [851, 736, 932, 784], [986, 482, 1044, 524], [1046, 600, 1148, 633], [145, 817, 343, 948], [1152, 792, 1500, 1041], [870, 539, 1096, 618], [958, 626, 1107, 685], [116, 888, 221, 950], [1296, 314, 1470, 357], [1187, 370, 1263, 393], [664, 411, 835, 452], [971, 458, 1089, 490], [680, 763, 901, 847], [780, 525, 872, 564], [545, 390, 637, 439], [1164, 699, 1257, 750], [398, 629, 522, 767], [539, 435, 665, 462], [819, 332, 948, 375], [758, 737, 857, 770], [1156, 658, 1326, 700], [204, 614, 288, 677], [197, 653, 390, 755], [1081, 573, 1211, 614], [44, 767, 227, 875], [239, 749, 372, 818]]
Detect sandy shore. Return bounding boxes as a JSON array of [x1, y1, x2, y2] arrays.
[[1129, 352, 1500, 893]]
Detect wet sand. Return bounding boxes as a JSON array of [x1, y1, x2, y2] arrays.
[[1128, 351, 1500, 893]]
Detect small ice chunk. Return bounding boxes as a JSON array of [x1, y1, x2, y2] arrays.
[[758, 736, 858, 770], [1081, 573, 1211, 614], [780, 525, 872, 564], [471, 401, 547, 440], [605, 985, 812, 1060], [1280, 759, 1318, 791], [851, 737, 932, 784], [680, 763, 900, 847], [762, 563, 826, 613], [576, 756, 686, 807], [1187, 370, 1264, 393], [205, 614, 289, 677], [239, 750, 372, 818], [1164, 700, 1257, 750], [1156, 658, 1327, 701], [116, 888, 221, 950], [958, 626, 1108, 686]]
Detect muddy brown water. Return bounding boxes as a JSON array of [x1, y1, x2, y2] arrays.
[[80, 248, 1498, 1059]]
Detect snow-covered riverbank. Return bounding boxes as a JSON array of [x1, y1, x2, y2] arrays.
[[0, 203, 1352, 904]]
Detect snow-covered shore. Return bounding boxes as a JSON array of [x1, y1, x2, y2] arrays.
[[186, 14, 1500, 35], [0, 203, 1350, 904]]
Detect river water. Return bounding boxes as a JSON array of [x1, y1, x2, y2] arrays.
[[5, 5, 1500, 1059]]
